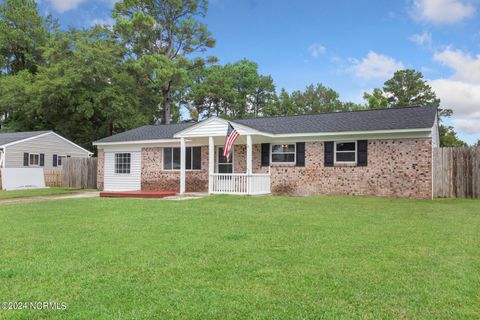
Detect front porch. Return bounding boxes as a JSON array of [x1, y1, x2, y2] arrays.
[[210, 173, 271, 195], [175, 118, 272, 196]]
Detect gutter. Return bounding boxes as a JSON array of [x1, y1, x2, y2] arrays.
[[93, 127, 434, 147]]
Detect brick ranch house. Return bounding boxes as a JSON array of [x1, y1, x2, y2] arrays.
[[93, 106, 439, 199]]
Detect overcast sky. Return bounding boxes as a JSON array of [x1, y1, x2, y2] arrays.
[[36, 0, 480, 144]]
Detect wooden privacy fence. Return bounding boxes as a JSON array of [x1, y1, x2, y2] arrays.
[[433, 147, 480, 199], [61, 157, 97, 189], [44, 170, 62, 187]]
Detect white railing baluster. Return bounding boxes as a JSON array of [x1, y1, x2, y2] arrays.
[[210, 173, 270, 195]]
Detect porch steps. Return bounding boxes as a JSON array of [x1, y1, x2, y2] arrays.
[[100, 190, 177, 199]]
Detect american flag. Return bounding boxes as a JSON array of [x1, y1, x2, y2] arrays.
[[223, 122, 240, 161]]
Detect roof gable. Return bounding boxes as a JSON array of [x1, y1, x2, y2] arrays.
[[0, 131, 92, 154], [174, 117, 265, 138], [0, 131, 50, 147]]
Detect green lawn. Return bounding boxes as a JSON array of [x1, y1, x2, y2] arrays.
[[0, 187, 75, 200], [0, 196, 479, 319]]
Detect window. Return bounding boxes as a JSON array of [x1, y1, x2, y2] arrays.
[[335, 142, 357, 163], [217, 146, 233, 173], [57, 155, 66, 166], [29, 153, 40, 166], [115, 153, 131, 174], [271, 144, 296, 163], [163, 147, 201, 171]]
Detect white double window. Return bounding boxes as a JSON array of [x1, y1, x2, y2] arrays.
[[163, 147, 201, 171], [29, 153, 40, 166], [334, 142, 357, 164], [271, 144, 296, 163]]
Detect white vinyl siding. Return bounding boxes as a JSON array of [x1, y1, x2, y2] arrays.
[[4, 133, 90, 169], [176, 118, 232, 138], [104, 151, 141, 191]]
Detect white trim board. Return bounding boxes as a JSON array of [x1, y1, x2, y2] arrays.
[[95, 128, 433, 147]]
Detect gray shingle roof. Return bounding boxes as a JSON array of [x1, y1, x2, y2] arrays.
[[0, 131, 50, 147], [94, 106, 437, 144], [94, 123, 194, 143], [235, 106, 437, 134]]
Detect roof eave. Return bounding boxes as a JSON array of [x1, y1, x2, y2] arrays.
[[95, 127, 433, 146], [93, 138, 180, 146]]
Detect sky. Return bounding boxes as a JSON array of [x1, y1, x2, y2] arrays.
[[35, 0, 480, 144]]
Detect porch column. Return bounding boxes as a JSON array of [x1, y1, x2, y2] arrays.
[[180, 137, 186, 194], [246, 135, 252, 174], [208, 136, 214, 194]]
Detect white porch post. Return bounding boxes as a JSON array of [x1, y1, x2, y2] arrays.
[[208, 136, 215, 194], [180, 137, 186, 194], [246, 135, 252, 195], [246, 135, 252, 174]]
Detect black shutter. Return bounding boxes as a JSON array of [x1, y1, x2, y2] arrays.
[[357, 140, 368, 166], [324, 141, 334, 167], [24, 153, 29, 166], [186, 147, 192, 170], [296, 142, 305, 167], [53, 154, 58, 167], [39, 154, 45, 166], [261, 143, 270, 167], [193, 147, 201, 170]]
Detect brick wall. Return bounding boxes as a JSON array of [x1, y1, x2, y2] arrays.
[[270, 139, 432, 199], [99, 138, 432, 199], [233, 144, 270, 174], [141, 146, 209, 192], [97, 148, 104, 191]]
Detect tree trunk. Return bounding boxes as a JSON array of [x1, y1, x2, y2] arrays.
[[162, 86, 171, 124]]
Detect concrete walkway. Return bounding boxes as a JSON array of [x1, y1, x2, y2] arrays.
[[0, 191, 99, 205]]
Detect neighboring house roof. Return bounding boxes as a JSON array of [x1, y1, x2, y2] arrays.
[[94, 106, 437, 144], [0, 130, 93, 154], [0, 131, 50, 147]]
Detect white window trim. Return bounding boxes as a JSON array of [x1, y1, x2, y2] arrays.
[[216, 145, 234, 173], [114, 153, 131, 175], [57, 155, 66, 167], [29, 153, 40, 166], [270, 143, 296, 164], [162, 147, 202, 171], [334, 141, 357, 164]]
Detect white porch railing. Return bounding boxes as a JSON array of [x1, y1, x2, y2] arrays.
[[210, 173, 271, 195]]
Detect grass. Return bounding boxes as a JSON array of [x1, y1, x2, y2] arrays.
[[0, 187, 77, 200], [0, 195, 479, 319], [0, 187, 79, 200]]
